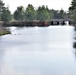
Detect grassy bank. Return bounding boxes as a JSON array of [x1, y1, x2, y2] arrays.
[[0, 30, 11, 36]]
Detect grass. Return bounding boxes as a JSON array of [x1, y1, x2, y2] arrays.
[[0, 30, 11, 36]]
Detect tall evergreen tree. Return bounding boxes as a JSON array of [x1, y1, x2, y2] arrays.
[[25, 4, 36, 20], [13, 6, 25, 21], [36, 5, 50, 20], [0, 0, 4, 20], [1, 7, 12, 21], [69, 0, 76, 23], [69, 0, 76, 11]]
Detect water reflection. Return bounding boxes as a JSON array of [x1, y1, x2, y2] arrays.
[[73, 27, 76, 61], [73, 42, 76, 48]]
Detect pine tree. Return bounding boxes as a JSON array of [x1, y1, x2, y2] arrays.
[[69, 0, 76, 23], [69, 0, 76, 11], [0, 0, 4, 20]]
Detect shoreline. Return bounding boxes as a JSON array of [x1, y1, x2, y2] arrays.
[[0, 28, 11, 36], [2, 20, 72, 27]]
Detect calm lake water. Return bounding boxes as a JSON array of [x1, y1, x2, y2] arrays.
[[0, 26, 76, 75]]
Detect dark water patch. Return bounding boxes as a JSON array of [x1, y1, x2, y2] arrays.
[[73, 42, 76, 48]]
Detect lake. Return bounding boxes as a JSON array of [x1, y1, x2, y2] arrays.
[[0, 26, 76, 75]]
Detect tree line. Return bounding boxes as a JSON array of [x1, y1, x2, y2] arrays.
[[13, 5, 68, 21], [1, 0, 76, 23], [0, 0, 68, 21]]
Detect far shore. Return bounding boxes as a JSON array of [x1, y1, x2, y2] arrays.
[[0, 19, 74, 36], [0, 19, 73, 27]]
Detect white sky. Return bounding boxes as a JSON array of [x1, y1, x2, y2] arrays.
[[3, 0, 72, 13]]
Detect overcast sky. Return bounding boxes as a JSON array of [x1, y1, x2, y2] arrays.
[[3, 0, 72, 13]]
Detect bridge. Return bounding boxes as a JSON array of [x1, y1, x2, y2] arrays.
[[49, 19, 71, 25]]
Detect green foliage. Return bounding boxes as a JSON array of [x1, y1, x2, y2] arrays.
[[0, 0, 12, 21], [36, 5, 51, 20], [49, 9, 54, 19], [69, 0, 76, 11], [52, 9, 66, 19], [69, 0, 76, 23], [25, 4, 36, 20], [1, 7, 12, 21], [0, 0, 68, 22], [13, 6, 25, 21], [59, 9, 64, 19], [0, 0, 4, 20], [12, 4, 67, 21]]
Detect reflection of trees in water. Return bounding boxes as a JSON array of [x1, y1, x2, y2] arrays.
[[74, 27, 76, 31], [73, 42, 76, 56], [73, 27, 76, 60], [73, 42, 76, 62], [73, 42, 76, 48]]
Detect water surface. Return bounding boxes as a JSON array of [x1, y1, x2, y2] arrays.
[[0, 26, 76, 75]]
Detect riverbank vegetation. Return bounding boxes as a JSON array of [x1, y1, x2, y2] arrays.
[[0, 0, 75, 35], [0, 28, 11, 36], [0, 0, 75, 26]]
